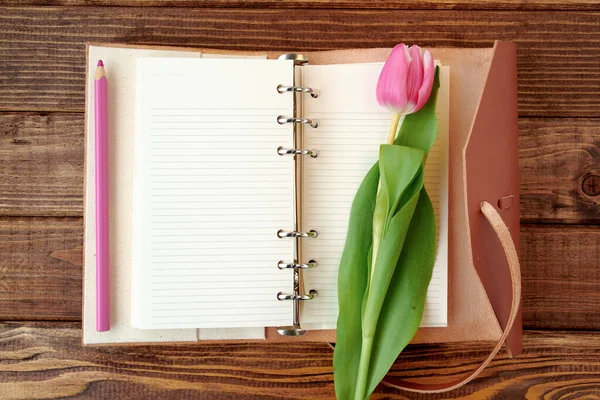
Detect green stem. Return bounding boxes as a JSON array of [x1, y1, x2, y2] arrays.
[[370, 112, 402, 279], [370, 190, 385, 282], [358, 112, 403, 400], [354, 335, 374, 400], [386, 112, 402, 145]]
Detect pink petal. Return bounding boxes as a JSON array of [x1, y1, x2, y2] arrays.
[[413, 49, 435, 113], [376, 43, 410, 113], [405, 45, 424, 113]]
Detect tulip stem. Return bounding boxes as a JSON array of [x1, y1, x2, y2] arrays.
[[386, 112, 402, 145], [371, 111, 404, 280], [358, 111, 405, 400]]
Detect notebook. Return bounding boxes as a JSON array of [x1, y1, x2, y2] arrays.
[[82, 43, 523, 393], [129, 56, 449, 331]]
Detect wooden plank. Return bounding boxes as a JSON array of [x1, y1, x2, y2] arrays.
[[0, 323, 599, 398], [1, 0, 599, 10], [0, 217, 82, 321], [519, 118, 600, 224], [3, 113, 599, 224], [0, 113, 84, 217], [1, 216, 598, 329], [521, 224, 600, 330], [1, 7, 599, 116]]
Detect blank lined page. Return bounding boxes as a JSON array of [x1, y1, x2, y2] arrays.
[[300, 63, 449, 329], [131, 58, 295, 329]]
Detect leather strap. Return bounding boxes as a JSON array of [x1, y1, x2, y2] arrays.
[[381, 200, 522, 393]]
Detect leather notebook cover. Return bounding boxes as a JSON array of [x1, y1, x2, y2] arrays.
[[464, 42, 522, 357], [83, 42, 521, 351]]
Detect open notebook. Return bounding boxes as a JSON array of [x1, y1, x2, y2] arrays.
[[83, 45, 449, 344], [131, 57, 449, 330]]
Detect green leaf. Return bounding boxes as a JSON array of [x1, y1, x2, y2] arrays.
[[395, 66, 440, 152], [334, 163, 379, 400], [371, 145, 425, 284], [379, 145, 425, 229], [364, 146, 425, 333], [351, 146, 426, 400], [334, 65, 442, 400], [365, 189, 437, 395], [357, 165, 425, 400]]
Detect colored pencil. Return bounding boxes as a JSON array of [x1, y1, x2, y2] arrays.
[[94, 60, 110, 332]]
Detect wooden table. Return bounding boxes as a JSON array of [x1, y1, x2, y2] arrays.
[[1, 1, 600, 398]]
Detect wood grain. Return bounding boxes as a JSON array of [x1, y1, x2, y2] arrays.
[[519, 118, 600, 224], [0, 323, 599, 399], [0, 113, 84, 217], [521, 224, 600, 330], [0, 216, 598, 329], [1, 7, 599, 116], [0, 217, 82, 321], [1, 0, 599, 10], [0, 2, 597, 397], [3, 113, 599, 224]]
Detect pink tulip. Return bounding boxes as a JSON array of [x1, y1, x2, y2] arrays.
[[376, 43, 434, 115]]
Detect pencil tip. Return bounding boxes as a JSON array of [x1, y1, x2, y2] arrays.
[[97, 60, 104, 67]]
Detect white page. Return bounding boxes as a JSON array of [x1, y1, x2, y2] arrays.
[[300, 63, 449, 329], [132, 58, 296, 329]]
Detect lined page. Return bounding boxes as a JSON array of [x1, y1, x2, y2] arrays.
[[300, 63, 449, 329], [132, 58, 295, 329]]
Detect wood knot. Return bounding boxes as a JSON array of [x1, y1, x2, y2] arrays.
[[581, 174, 600, 197]]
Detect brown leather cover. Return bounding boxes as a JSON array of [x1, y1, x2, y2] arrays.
[[83, 42, 521, 350], [463, 41, 523, 357]]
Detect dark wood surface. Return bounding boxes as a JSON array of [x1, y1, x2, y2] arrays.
[[519, 118, 600, 224], [0, 1, 599, 398], [2, 0, 600, 10], [2, 216, 600, 332], [1, 7, 600, 117], [3, 113, 599, 223], [1, 323, 600, 399], [0, 113, 84, 217]]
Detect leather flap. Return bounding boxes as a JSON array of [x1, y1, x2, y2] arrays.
[[464, 41, 523, 356]]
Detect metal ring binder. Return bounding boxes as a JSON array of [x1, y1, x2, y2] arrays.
[[277, 291, 318, 301], [278, 53, 309, 65], [278, 260, 318, 270], [277, 84, 320, 98], [276, 53, 320, 337], [276, 286, 318, 337], [277, 229, 319, 239], [277, 115, 319, 128], [277, 146, 319, 158]]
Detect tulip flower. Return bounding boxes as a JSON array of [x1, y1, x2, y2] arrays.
[[333, 43, 440, 400], [376, 43, 434, 144], [371, 43, 435, 273]]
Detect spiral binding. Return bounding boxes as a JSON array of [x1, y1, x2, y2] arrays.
[[277, 84, 320, 98], [277, 291, 318, 301], [277, 229, 319, 239], [275, 53, 321, 337], [276, 229, 319, 336], [277, 115, 319, 128], [277, 146, 319, 158], [277, 260, 318, 270]]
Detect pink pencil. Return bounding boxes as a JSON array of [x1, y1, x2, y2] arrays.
[[94, 60, 110, 331]]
